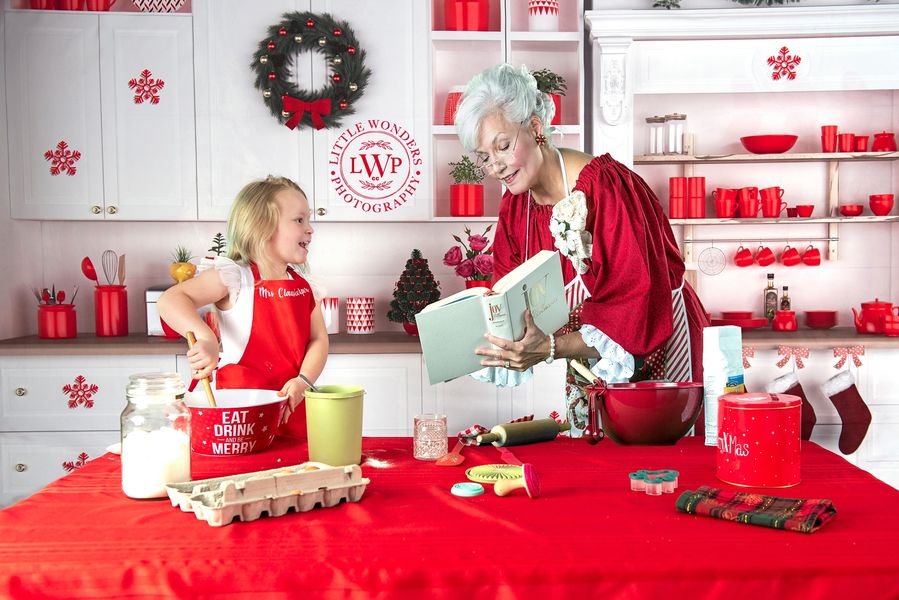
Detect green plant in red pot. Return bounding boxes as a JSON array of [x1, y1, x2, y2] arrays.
[[448, 155, 485, 217], [387, 249, 441, 336], [532, 68, 567, 126]]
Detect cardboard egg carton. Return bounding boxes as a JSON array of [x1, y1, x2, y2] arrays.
[[165, 462, 370, 527]]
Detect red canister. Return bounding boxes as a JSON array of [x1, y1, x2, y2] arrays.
[[716, 393, 801, 488]]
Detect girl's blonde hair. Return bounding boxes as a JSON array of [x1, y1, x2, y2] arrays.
[[227, 175, 305, 268]]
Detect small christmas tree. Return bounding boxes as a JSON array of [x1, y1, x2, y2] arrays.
[[388, 249, 441, 325]]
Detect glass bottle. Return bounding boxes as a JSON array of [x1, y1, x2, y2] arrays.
[[665, 113, 688, 155], [763, 273, 778, 322], [121, 372, 191, 499], [646, 116, 666, 155], [780, 286, 791, 311]]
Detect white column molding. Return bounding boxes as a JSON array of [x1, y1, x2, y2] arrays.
[[595, 37, 631, 127]]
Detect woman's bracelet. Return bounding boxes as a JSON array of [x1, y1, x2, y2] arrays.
[[544, 334, 556, 364]]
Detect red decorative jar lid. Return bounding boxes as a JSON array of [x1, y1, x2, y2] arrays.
[[719, 393, 800, 410]]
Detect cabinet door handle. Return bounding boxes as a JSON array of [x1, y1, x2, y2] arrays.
[[15, 463, 27, 473], [316, 207, 327, 217], [14, 387, 26, 397], [107, 206, 118, 215], [91, 205, 102, 215]]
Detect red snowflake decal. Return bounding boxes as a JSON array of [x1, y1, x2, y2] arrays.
[[62, 452, 90, 472], [767, 46, 801, 81], [62, 375, 99, 409], [128, 69, 165, 104], [43, 140, 81, 176]]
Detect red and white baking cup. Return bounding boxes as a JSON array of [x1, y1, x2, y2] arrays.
[[346, 297, 375, 334], [321, 297, 340, 335]]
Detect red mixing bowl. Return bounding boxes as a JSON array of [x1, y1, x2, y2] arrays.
[[804, 310, 837, 329], [186, 389, 287, 455], [589, 381, 704, 445], [740, 134, 798, 154], [839, 204, 864, 217]]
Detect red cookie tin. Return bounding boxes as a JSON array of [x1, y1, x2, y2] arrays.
[[716, 393, 801, 488]]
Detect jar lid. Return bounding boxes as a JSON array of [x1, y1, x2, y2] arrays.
[[666, 113, 687, 120], [645, 116, 665, 123], [127, 372, 185, 400], [720, 392, 800, 410]]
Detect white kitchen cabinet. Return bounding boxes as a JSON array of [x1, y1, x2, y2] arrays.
[[5, 11, 196, 220], [0, 354, 176, 507], [193, 0, 430, 222]]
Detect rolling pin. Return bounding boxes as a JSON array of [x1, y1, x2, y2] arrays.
[[476, 418, 570, 447]]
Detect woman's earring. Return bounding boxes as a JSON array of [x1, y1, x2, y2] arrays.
[[534, 133, 547, 147]]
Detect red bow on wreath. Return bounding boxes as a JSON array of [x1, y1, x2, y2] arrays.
[[833, 345, 865, 369], [776, 345, 809, 369], [282, 95, 331, 130]]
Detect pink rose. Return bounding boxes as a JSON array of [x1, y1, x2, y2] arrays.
[[455, 259, 475, 278], [468, 234, 489, 252], [443, 246, 463, 266], [474, 254, 494, 276]]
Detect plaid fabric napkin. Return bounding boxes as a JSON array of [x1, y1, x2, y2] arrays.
[[676, 485, 837, 533], [456, 415, 534, 446]]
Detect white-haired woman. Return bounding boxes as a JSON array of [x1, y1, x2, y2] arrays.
[[454, 64, 709, 435]]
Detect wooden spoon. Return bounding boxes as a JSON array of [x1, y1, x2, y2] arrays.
[[186, 331, 217, 408], [436, 440, 466, 467]]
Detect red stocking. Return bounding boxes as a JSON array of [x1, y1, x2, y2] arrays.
[[767, 371, 816, 441], [821, 371, 871, 455]]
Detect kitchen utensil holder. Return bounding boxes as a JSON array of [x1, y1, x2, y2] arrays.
[[95, 285, 128, 337]]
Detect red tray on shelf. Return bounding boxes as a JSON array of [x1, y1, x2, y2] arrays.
[[710, 317, 769, 329]]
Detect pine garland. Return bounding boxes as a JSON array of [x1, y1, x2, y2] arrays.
[[251, 11, 371, 130], [388, 249, 441, 324]]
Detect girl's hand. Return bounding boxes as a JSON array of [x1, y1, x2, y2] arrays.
[[279, 377, 309, 425], [476, 310, 551, 371], [187, 337, 220, 380]]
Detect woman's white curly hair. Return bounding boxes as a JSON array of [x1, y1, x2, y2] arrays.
[[454, 63, 556, 152]]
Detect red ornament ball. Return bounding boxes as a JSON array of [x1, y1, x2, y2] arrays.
[[347, 46, 357, 55], [331, 73, 342, 83], [333, 27, 343, 37], [339, 99, 349, 110], [267, 41, 276, 50], [306, 18, 315, 28], [267, 72, 277, 80], [278, 27, 287, 37]]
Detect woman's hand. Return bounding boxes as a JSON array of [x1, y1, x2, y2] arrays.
[[186, 337, 220, 381], [279, 377, 309, 425], [476, 310, 551, 371]]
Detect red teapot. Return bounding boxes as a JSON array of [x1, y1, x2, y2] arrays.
[[871, 132, 897, 152], [772, 310, 797, 332], [852, 298, 896, 334]]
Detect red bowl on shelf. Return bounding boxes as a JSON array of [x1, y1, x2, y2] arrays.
[[805, 310, 837, 329], [740, 135, 798, 154], [720, 311, 754, 320], [839, 204, 864, 217], [589, 381, 704, 445], [710, 317, 769, 329]]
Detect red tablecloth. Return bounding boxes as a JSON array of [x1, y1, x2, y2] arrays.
[[1, 436, 898, 598]]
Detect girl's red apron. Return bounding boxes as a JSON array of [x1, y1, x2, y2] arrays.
[[215, 263, 313, 437]]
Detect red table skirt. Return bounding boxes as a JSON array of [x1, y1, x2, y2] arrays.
[[1, 436, 899, 598]]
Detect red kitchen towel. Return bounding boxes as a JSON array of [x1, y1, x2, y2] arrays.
[[676, 485, 836, 533]]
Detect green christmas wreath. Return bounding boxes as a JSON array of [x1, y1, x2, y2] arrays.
[[252, 12, 371, 130]]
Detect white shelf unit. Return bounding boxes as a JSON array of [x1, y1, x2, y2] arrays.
[[634, 152, 899, 262], [428, 0, 584, 219]]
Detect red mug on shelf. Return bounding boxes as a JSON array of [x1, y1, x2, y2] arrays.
[[884, 315, 899, 337], [95, 285, 128, 337], [869, 194, 894, 216], [686, 177, 706, 218], [772, 310, 798, 332], [38, 304, 77, 339], [838, 133, 856, 152], [737, 187, 760, 218], [55, 0, 83, 8], [780, 245, 801, 267], [801, 245, 822, 266], [444, 0, 489, 31], [29, 0, 56, 7], [85, 0, 116, 9], [821, 125, 838, 153], [734, 245, 754, 268], [786, 207, 799, 217], [713, 188, 738, 218], [854, 135, 869, 152], [755, 245, 776, 267], [760, 187, 787, 217], [795, 204, 815, 218], [669, 177, 687, 219]]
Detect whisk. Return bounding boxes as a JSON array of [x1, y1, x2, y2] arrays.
[[101, 250, 118, 285]]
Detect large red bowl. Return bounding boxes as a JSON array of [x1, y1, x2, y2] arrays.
[[804, 310, 837, 329], [740, 134, 798, 154], [186, 389, 286, 456], [589, 381, 704, 445]]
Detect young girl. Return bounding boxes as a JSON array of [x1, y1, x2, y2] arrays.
[[157, 176, 328, 434]]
